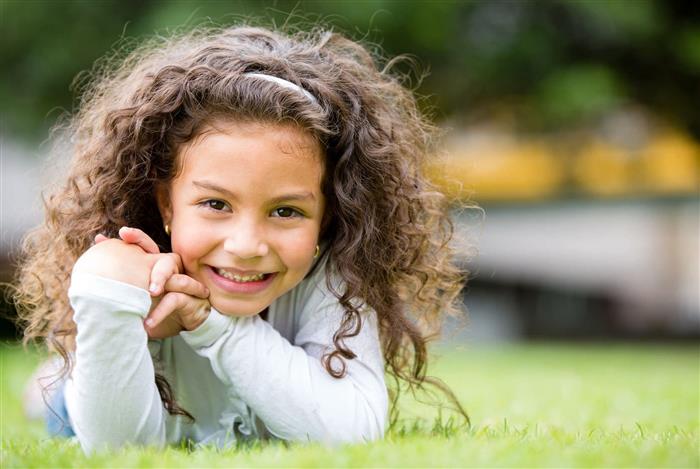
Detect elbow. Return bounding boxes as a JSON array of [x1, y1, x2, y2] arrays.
[[324, 414, 385, 445], [262, 395, 387, 445], [67, 391, 167, 453], [75, 426, 166, 455], [73, 419, 166, 455], [354, 400, 387, 443], [321, 394, 388, 445], [351, 419, 385, 444]]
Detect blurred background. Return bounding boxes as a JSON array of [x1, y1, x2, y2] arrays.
[[1, 0, 698, 343]]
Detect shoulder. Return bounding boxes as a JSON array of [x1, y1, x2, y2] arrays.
[[287, 256, 379, 340], [291, 255, 345, 314], [268, 256, 340, 328]]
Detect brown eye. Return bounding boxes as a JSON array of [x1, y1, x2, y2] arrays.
[[273, 207, 299, 218], [205, 200, 227, 211]]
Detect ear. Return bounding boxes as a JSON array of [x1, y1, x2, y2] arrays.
[[155, 183, 172, 224]]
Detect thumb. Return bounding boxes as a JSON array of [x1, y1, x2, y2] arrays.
[[118, 226, 161, 254]]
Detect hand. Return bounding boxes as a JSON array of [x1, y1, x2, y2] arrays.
[[144, 276, 211, 339], [95, 227, 211, 338], [78, 228, 182, 293], [94, 227, 181, 296]]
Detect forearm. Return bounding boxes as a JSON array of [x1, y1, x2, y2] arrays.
[[66, 271, 167, 453], [180, 309, 387, 443]]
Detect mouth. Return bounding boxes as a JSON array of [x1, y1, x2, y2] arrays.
[[214, 268, 272, 283], [206, 266, 277, 294]]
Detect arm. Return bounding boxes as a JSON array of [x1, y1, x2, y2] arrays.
[[179, 289, 388, 444], [64, 233, 190, 453], [65, 270, 167, 453]]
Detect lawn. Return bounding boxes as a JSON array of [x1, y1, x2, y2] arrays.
[[1, 342, 698, 468]]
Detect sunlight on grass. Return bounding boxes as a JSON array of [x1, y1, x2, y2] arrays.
[[1, 341, 698, 468]]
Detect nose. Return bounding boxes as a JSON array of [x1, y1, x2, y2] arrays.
[[222, 217, 269, 259]]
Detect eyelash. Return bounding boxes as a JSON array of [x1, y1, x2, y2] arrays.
[[271, 207, 303, 219], [201, 199, 228, 211], [199, 200, 303, 219]]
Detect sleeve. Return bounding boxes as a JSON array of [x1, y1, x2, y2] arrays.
[[64, 271, 167, 453], [179, 290, 388, 445]]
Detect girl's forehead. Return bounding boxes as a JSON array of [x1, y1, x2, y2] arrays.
[[171, 120, 325, 191], [182, 120, 323, 161]]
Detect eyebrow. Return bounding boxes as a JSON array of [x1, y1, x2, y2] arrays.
[[192, 180, 316, 204]]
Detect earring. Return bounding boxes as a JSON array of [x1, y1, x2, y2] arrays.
[[313, 245, 320, 259], [164, 224, 171, 236]]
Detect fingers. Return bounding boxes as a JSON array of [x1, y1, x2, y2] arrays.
[[163, 274, 209, 299], [118, 226, 160, 254], [144, 292, 210, 333], [148, 253, 184, 296], [144, 292, 186, 330], [94, 233, 109, 244]]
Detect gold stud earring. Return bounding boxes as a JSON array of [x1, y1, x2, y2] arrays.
[[313, 245, 320, 259], [164, 224, 171, 236]]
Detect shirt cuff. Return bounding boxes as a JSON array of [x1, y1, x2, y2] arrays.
[[179, 307, 233, 349], [68, 271, 152, 316]]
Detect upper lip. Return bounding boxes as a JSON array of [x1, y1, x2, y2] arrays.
[[210, 266, 271, 276]]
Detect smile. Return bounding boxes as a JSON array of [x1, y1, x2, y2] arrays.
[[206, 266, 277, 294], [215, 268, 266, 283]]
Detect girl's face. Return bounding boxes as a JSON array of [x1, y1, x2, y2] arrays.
[[159, 121, 325, 316]]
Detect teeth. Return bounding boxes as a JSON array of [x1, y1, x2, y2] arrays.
[[216, 269, 265, 282]]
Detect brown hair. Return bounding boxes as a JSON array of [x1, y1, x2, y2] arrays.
[[13, 24, 468, 425]]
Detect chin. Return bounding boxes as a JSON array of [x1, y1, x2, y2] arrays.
[[210, 298, 268, 317]]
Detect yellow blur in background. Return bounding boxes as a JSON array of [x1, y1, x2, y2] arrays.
[[429, 128, 699, 202]]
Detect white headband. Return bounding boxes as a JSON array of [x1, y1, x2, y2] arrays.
[[244, 72, 318, 105]]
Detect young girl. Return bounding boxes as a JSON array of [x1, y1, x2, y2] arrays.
[[15, 24, 466, 452]]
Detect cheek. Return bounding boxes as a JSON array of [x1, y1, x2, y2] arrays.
[[273, 229, 318, 269], [170, 226, 211, 269]]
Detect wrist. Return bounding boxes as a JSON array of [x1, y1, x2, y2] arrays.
[[183, 303, 211, 332], [179, 307, 233, 349]]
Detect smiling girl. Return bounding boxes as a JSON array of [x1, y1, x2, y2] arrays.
[[15, 25, 467, 452], [157, 122, 324, 318]]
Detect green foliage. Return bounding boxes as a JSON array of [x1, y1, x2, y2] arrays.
[[536, 65, 624, 125], [675, 27, 700, 72], [2, 342, 698, 467], [2, 0, 700, 141]]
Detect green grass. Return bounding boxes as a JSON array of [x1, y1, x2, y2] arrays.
[[1, 342, 698, 467]]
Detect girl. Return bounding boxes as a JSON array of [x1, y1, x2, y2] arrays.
[[15, 24, 466, 452]]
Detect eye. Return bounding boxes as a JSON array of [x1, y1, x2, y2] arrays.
[[201, 199, 228, 211], [272, 207, 301, 218]]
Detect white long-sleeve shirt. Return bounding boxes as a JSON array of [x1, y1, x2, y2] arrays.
[[64, 261, 388, 453]]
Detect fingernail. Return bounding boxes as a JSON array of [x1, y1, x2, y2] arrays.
[[149, 283, 158, 293], [145, 318, 153, 327]]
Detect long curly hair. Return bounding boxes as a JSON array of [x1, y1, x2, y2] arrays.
[[13, 24, 468, 425]]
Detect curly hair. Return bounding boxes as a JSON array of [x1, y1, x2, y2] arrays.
[[13, 24, 468, 425]]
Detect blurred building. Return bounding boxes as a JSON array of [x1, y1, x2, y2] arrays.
[[433, 119, 699, 341]]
